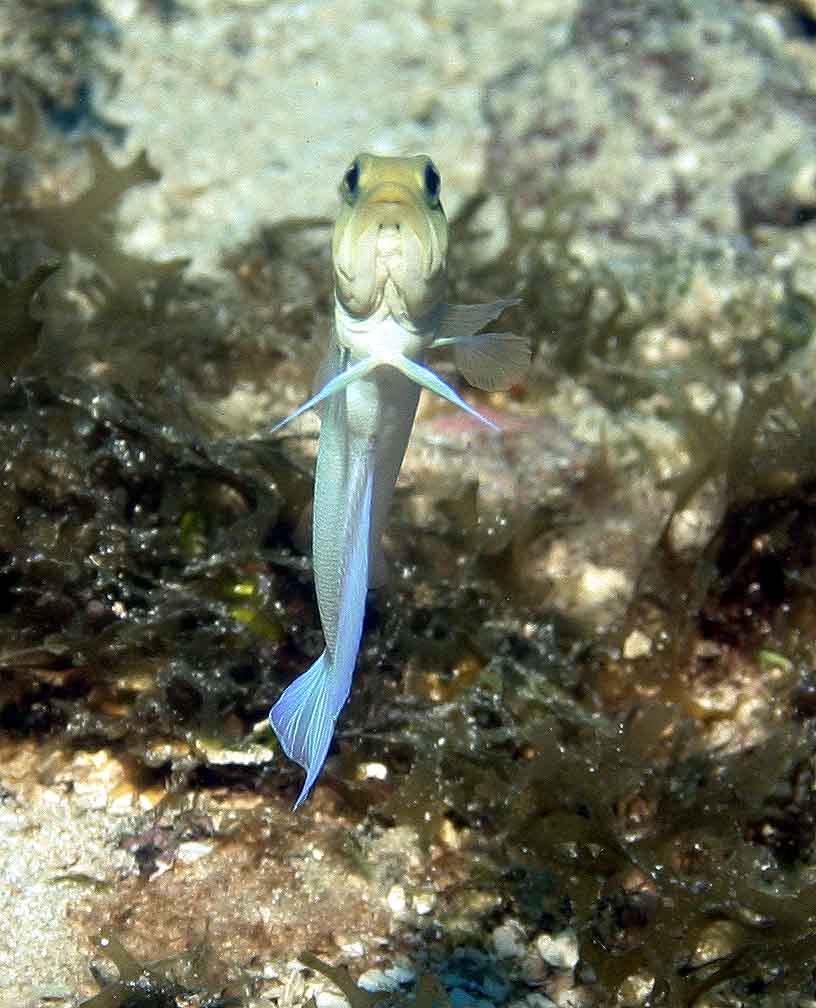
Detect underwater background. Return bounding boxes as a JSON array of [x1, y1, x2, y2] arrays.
[[3, 0, 816, 1005]]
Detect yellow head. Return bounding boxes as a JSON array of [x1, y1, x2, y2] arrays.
[[332, 153, 448, 325]]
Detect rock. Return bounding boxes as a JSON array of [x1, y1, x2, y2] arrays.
[[358, 970, 400, 994], [492, 921, 527, 959], [386, 884, 407, 913], [535, 930, 579, 972]]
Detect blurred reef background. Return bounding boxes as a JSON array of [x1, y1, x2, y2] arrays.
[[3, 1, 816, 1006]]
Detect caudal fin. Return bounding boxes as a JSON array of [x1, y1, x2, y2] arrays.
[[270, 652, 335, 809], [271, 430, 375, 810]]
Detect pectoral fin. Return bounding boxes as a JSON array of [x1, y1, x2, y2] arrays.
[[429, 299, 528, 391], [435, 298, 521, 342], [452, 331, 532, 391]]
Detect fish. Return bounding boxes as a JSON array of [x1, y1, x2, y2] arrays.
[[268, 153, 530, 808]]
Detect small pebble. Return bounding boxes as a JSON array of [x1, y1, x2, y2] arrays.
[[689, 920, 742, 967], [338, 940, 365, 958], [535, 929, 579, 971], [316, 993, 350, 1008], [385, 965, 415, 984], [387, 884, 407, 913], [622, 629, 652, 660], [449, 990, 477, 1008], [413, 891, 437, 915], [358, 762, 388, 780], [617, 971, 655, 1008], [358, 969, 400, 993], [511, 997, 557, 1008], [175, 840, 214, 864], [483, 976, 510, 1001], [492, 921, 527, 958]]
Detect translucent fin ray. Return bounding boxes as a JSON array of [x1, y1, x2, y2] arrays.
[[388, 354, 500, 431], [269, 652, 333, 810], [268, 357, 378, 434], [435, 298, 521, 342], [271, 352, 499, 436], [453, 332, 532, 391]]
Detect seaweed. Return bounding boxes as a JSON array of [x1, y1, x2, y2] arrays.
[[0, 86, 189, 339], [0, 260, 59, 379], [1, 89, 188, 309], [0, 86, 310, 763], [448, 180, 687, 411], [81, 932, 243, 1008], [301, 953, 450, 1008], [362, 666, 816, 1005]]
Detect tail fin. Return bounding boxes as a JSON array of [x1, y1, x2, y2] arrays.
[[270, 652, 335, 810], [271, 445, 375, 809]]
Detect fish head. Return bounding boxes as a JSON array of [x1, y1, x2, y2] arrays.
[[332, 153, 448, 327]]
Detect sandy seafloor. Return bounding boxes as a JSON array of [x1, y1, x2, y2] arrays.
[[3, 1, 816, 1006]]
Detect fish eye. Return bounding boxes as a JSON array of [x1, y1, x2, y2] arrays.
[[424, 160, 441, 203], [342, 159, 360, 201]]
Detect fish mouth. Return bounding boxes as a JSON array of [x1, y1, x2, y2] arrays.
[[375, 221, 403, 262], [333, 193, 446, 323]]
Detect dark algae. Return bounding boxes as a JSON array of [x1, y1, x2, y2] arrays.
[[81, 932, 245, 1008]]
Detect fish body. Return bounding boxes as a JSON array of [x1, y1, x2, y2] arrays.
[[269, 154, 529, 808]]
